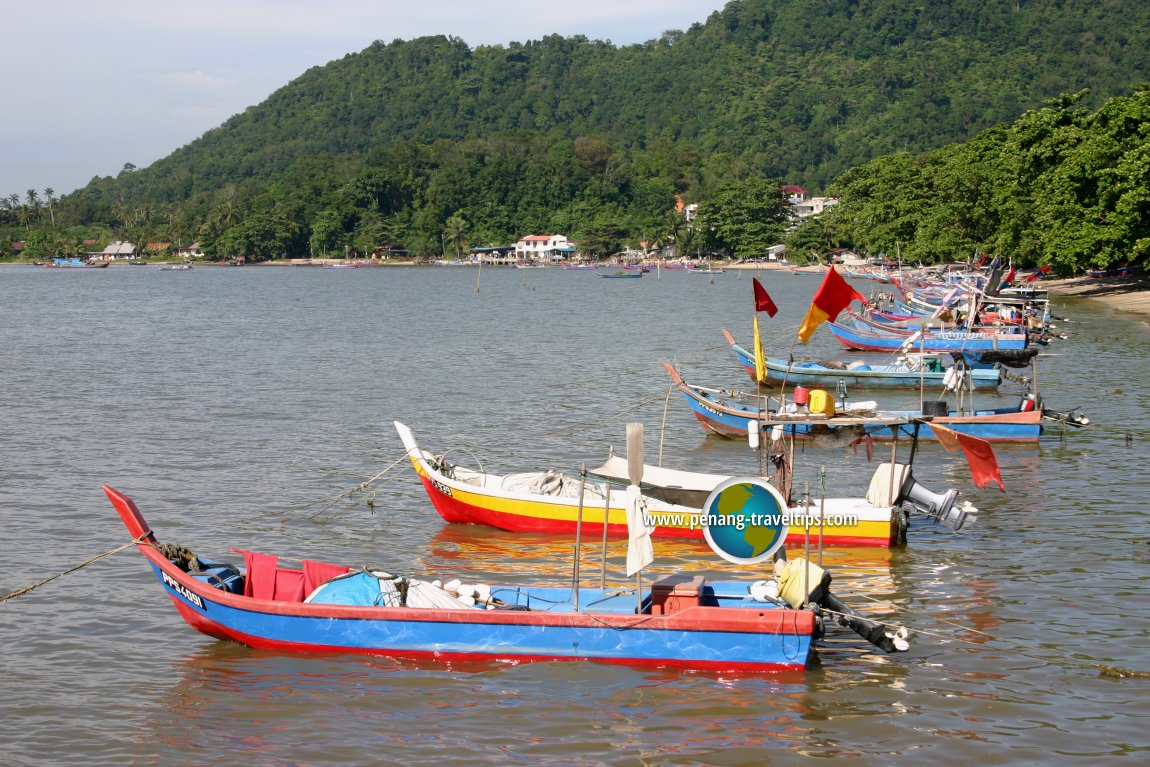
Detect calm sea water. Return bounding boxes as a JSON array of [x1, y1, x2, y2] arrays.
[[2, 263, 1149, 766]]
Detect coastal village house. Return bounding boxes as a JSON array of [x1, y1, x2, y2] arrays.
[[782, 185, 838, 220], [174, 242, 207, 259], [88, 241, 137, 261], [513, 234, 577, 262], [144, 242, 172, 258]]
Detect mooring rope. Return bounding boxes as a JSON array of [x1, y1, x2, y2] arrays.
[[1, 534, 149, 604], [539, 385, 675, 438], [307, 453, 412, 520]]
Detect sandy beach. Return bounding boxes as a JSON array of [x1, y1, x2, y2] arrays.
[[1041, 274, 1150, 318]]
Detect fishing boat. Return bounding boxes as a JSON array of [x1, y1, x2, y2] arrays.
[[394, 422, 970, 547], [103, 483, 844, 672], [722, 329, 1002, 391], [827, 318, 1031, 353], [1084, 266, 1134, 278], [599, 270, 643, 279], [159, 262, 194, 271], [664, 364, 1046, 443], [45, 257, 105, 268]]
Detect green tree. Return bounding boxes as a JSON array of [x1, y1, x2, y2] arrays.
[[443, 213, 468, 259], [214, 213, 301, 262], [695, 178, 789, 259], [310, 210, 345, 257], [827, 153, 932, 259]]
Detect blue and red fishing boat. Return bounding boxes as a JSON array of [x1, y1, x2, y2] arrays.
[[722, 329, 1002, 391], [104, 484, 838, 673], [664, 364, 1047, 443], [827, 319, 1031, 353]]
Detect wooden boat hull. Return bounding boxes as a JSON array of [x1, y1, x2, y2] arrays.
[[397, 422, 901, 547], [104, 486, 814, 672], [828, 320, 1029, 352], [723, 330, 1001, 390], [665, 364, 1042, 443]]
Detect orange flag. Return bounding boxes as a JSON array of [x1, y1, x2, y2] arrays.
[[932, 423, 1005, 491], [797, 267, 866, 343]]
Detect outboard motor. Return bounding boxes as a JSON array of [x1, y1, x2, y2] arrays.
[[1042, 406, 1090, 427], [866, 463, 976, 531]]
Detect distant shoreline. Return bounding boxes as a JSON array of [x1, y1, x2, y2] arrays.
[[6, 259, 1147, 317]]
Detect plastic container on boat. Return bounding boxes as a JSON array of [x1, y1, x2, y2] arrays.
[[808, 389, 835, 418], [793, 386, 810, 405]]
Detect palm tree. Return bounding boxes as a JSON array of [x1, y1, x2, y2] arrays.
[[443, 214, 468, 260], [43, 188, 56, 226], [25, 189, 40, 226], [11, 194, 28, 229], [677, 222, 701, 263]]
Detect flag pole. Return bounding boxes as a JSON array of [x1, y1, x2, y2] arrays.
[[775, 334, 801, 414]]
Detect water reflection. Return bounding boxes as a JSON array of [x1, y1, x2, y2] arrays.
[[143, 644, 828, 765], [6, 268, 1150, 765]]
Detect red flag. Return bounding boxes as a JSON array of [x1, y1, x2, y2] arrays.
[[932, 424, 1005, 492], [752, 278, 778, 317], [797, 267, 866, 343], [1025, 265, 1052, 283]]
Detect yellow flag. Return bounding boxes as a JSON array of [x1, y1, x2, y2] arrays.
[[753, 315, 767, 383]]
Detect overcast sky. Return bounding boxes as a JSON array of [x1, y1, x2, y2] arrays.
[[0, 1, 730, 198]]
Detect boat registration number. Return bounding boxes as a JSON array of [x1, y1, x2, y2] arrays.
[[162, 570, 205, 610]]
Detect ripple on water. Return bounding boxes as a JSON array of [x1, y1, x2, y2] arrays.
[[2, 268, 1149, 766]]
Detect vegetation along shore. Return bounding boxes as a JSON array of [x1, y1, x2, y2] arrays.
[[4, 1, 1150, 277]]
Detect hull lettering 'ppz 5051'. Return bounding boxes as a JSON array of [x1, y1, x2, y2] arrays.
[[162, 570, 205, 610], [431, 479, 454, 497]]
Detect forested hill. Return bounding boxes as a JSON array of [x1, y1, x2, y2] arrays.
[[109, 0, 1150, 199], [25, 0, 1150, 264]]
